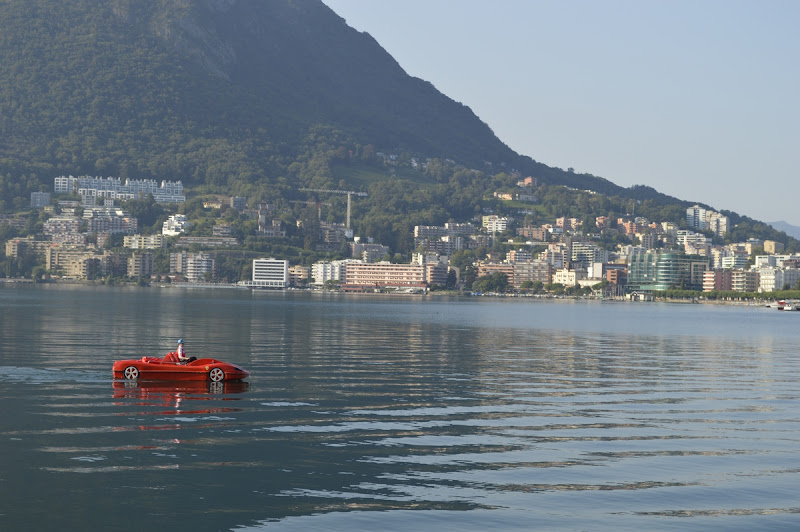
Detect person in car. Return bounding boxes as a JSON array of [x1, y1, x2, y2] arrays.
[[176, 339, 196, 364]]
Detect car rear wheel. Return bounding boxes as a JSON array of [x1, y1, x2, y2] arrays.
[[209, 368, 225, 382], [123, 366, 139, 380]]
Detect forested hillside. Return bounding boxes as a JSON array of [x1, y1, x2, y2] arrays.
[[0, 0, 790, 252], [1, 0, 658, 202]]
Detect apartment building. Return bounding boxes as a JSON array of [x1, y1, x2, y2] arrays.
[[171, 252, 216, 282], [342, 262, 427, 292], [128, 253, 154, 278], [124, 234, 166, 250], [250, 258, 289, 288]]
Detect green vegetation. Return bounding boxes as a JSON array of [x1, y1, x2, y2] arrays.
[[1, 0, 798, 286], [1, 0, 767, 238]]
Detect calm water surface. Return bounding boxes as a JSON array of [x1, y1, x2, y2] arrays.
[[1, 284, 799, 531]]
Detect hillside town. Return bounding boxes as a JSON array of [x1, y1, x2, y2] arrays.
[[2, 174, 799, 298]]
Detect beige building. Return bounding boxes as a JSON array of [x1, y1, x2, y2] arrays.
[[124, 234, 166, 250], [288, 265, 310, 285], [343, 262, 427, 292], [128, 253, 154, 278], [764, 240, 785, 254]]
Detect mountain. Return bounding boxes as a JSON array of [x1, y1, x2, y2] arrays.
[[0, 0, 792, 255], [768, 221, 800, 241], [0, 0, 651, 201]]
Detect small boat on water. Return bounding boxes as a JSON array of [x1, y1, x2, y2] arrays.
[[775, 300, 799, 311]]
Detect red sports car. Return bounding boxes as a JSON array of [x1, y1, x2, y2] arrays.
[[113, 353, 250, 382]]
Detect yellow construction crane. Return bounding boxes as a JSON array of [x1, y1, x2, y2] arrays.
[[299, 188, 368, 229]]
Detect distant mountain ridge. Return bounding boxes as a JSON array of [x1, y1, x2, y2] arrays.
[[768, 221, 800, 240]]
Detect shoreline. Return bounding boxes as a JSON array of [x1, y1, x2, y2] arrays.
[[1, 278, 780, 307]]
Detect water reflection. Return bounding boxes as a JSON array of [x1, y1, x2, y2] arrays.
[[111, 380, 248, 416], [2, 287, 800, 531]]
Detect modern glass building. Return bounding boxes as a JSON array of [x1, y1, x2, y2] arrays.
[[627, 249, 708, 292]]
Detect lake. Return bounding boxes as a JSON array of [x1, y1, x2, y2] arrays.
[[1, 284, 799, 531]]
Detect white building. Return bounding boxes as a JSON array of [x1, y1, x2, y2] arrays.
[[686, 205, 707, 230], [758, 267, 800, 292], [707, 212, 730, 237], [311, 259, 362, 286], [553, 268, 580, 286], [249, 258, 289, 288], [170, 252, 215, 282], [482, 215, 508, 233], [54, 175, 185, 203], [162, 214, 191, 236], [571, 241, 609, 267], [185, 253, 215, 282], [124, 234, 166, 249], [83, 208, 138, 234]]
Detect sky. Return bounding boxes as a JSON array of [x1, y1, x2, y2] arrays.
[[322, 0, 800, 226]]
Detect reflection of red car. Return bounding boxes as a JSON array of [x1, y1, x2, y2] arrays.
[[112, 353, 249, 382], [112, 379, 250, 397]]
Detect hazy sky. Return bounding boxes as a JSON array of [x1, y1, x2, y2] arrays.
[[322, 0, 799, 226]]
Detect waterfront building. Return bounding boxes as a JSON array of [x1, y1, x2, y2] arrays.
[[703, 269, 733, 292], [553, 268, 581, 286], [513, 261, 553, 287], [477, 261, 514, 278], [759, 267, 800, 292], [310, 259, 362, 286], [288, 265, 310, 286], [250, 258, 289, 288], [342, 262, 427, 292], [127, 252, 154, 279], [627, 249, 708, 292], [731, 270, 759, 292], [757, 268, 781, 293], [170, 252, 216, 282]]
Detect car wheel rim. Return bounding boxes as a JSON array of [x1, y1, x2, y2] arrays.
[[123, 366, 138, 380], [210, 368, 224, 382]]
